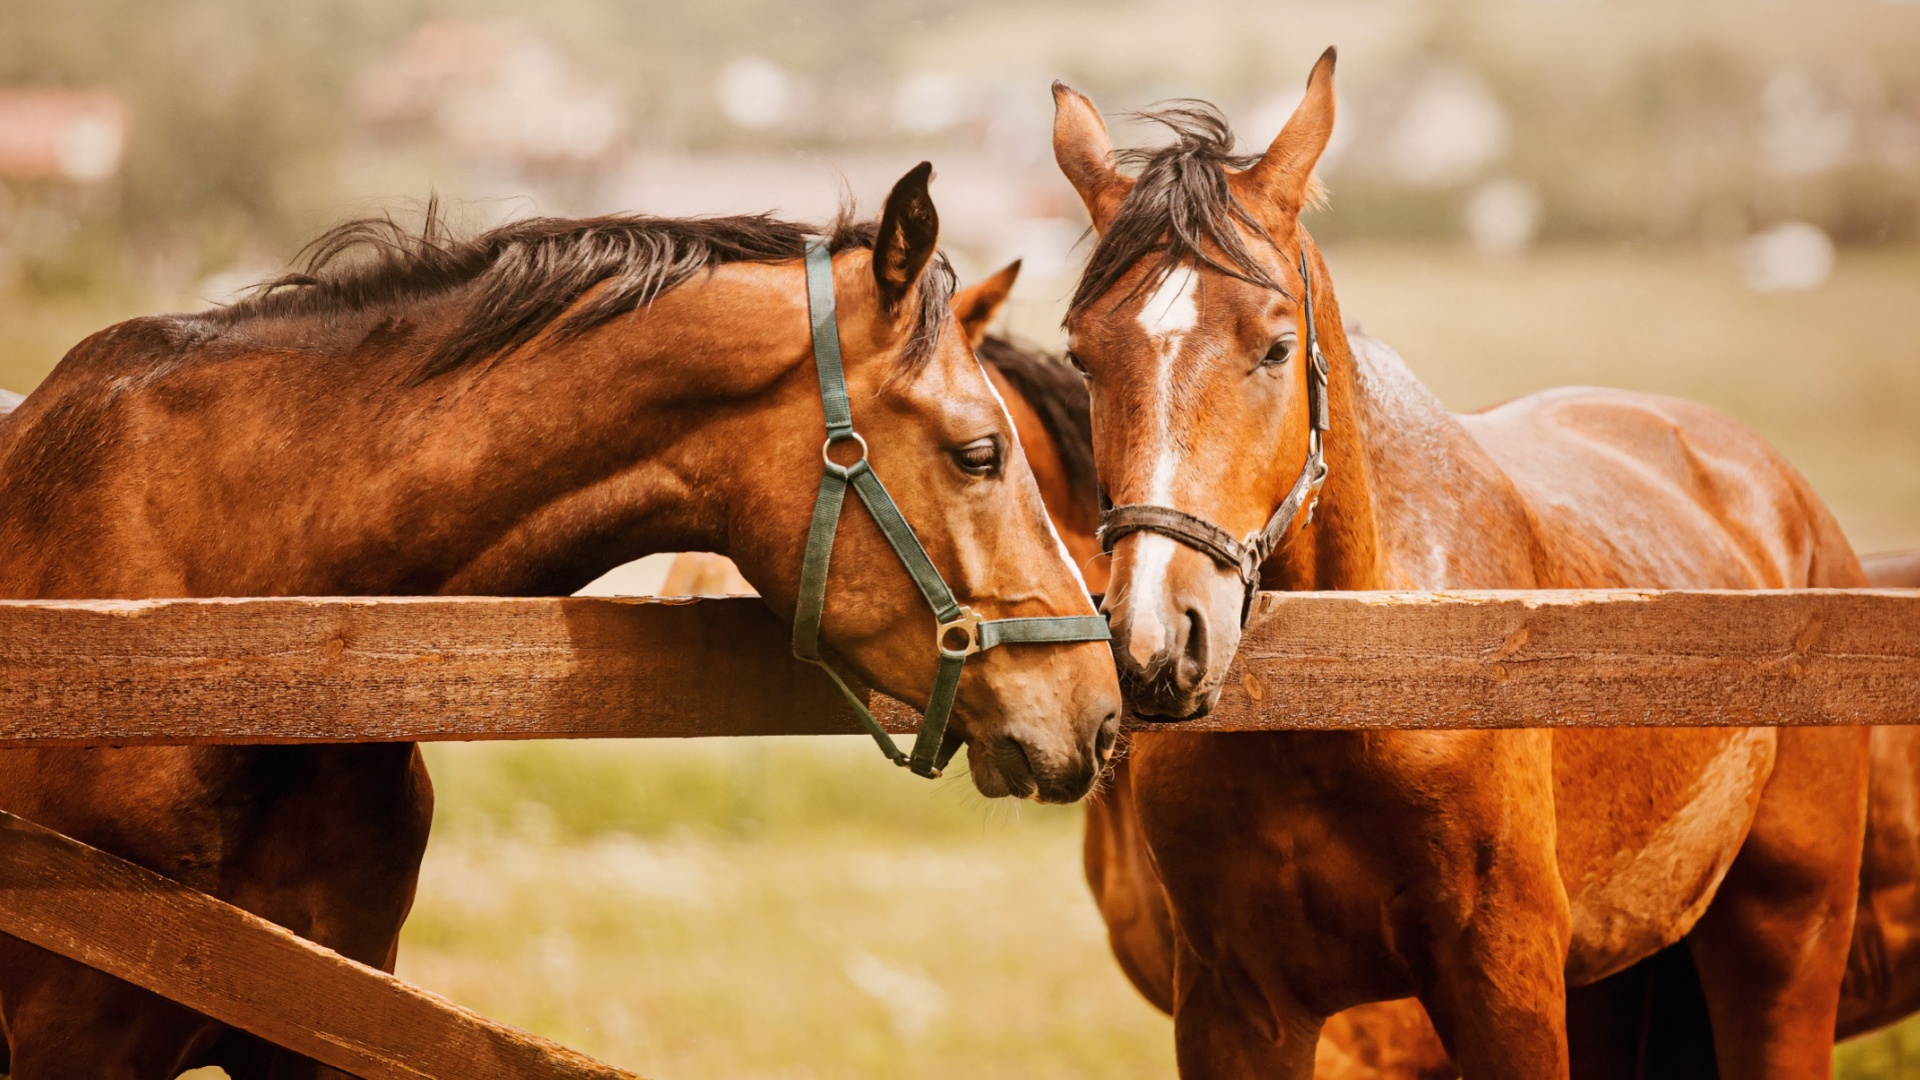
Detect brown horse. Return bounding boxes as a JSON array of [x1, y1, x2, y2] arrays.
[[0, 165, 1121, 1078], [1051, 49, 1870, 1079]]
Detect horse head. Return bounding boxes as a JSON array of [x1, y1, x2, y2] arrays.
[[732, 166, 1121, 799], [1052, 49, 1344, 718]]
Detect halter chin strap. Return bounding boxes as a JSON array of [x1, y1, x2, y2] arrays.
[[791, 240, 1113, 779], [1096, 247, 1331, 626]]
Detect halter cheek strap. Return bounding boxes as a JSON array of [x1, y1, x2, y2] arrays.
[[1096, 247, 1330, 626], [790, 240, 1112, 779]]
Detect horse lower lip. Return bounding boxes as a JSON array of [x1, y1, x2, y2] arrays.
[[993, 740, 1039, 798]]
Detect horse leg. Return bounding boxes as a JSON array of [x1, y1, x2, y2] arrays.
[[1684, 726, 1868, 1078], [213, 745, 434, 1080], [0, 946, 221, 1080], [1083, 752, 1177, 1013], [1568, 946, 1721, 1080], [1379, 742, 1567, 1078], [1171, 942, 1323, 1079], [207, 1029, 355, 1080], [1414, 921, 1571, 1080]]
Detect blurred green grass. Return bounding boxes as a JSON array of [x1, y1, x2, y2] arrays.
[[404, 738, 1176, 1080]]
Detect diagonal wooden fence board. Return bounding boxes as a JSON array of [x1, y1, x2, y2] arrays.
[[0, 590, 1917, 747], [0, 809, 641, 1080]]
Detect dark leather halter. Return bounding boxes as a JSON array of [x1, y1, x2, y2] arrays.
[[1096, 248, 1330, 626]]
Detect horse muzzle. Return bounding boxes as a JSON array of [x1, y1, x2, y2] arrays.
[[1100, 542, 1244, 719]]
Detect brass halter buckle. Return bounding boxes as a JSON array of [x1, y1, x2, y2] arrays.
[[936, 606, 984, 657], [821, 431, 869, 469]]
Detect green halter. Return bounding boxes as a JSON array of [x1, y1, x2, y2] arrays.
[[791, 240, 1113, 779]]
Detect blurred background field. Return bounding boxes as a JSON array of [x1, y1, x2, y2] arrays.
[[3, 0, 1917, 1077]]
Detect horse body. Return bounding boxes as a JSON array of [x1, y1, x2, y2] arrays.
[[1053, 51, 1870, 1077], [1095, 327, 1868, 1079], [0, 171, 1121, 1077]]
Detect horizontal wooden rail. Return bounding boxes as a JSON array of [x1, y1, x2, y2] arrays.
[[1182, 588, 1920, 732], [0, 589, 1917, 747], [0, 594, 919, 748], [0, 809, 639, 1079]]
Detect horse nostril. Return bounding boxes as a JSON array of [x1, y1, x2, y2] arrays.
[[1095, 712, 1120, 763], [1174, 607, 1209, 692]]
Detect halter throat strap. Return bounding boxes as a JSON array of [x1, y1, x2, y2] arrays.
[[790, 240, 1112, 778], [1095, 246, 1331, 625]]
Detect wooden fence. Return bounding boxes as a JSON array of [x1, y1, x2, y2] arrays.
[[2, 588, 1918, 1077]]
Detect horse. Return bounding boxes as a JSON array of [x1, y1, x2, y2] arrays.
[[1050, 48, 1871, 1079], [0, 163, 1122, 1079], [1861, 551, 1920, 589], [646, 261, 1454, 1077]]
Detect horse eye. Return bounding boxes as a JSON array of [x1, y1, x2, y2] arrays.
[[1263, 336, 1297, 367], [1065, 350, 1089, 376], [953, 437, 1000, 476]]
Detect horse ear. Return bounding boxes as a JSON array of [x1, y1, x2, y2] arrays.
[[1052, 82, 1134, 231], [1236, 47, 1337, 215], [952, 260, 1021, 349], [873, 161, 940, 314]]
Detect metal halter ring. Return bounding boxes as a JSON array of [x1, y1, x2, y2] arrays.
[[936, 607, 984, 657], [821, 431, 869, 470]]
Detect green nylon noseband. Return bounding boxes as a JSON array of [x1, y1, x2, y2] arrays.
[[790, 240, 1113, 779]]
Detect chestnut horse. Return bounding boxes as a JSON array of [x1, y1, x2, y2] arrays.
[[1052, 49, 1870, 1079], [0, 164, 1121, 1078], [951, 269, 1920, 1074]]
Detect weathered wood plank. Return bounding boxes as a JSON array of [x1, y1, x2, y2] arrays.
[[1171, 589, 1920, 732], [0, 595, 920, 747], [1, 590, 1918, 745], [0, 809, 640, 1080]]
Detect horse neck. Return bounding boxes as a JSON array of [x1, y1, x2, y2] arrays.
[[1262, 251, 1537, 592], [1260, 309, 1391, 592], [355, 272, 816, 597], [0, 266, 813, 600]]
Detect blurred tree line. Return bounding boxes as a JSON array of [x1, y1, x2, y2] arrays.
[[0, 0, 1914, 297]]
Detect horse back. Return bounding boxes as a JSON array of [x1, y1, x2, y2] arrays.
[[1460, 385, 1864, 591]]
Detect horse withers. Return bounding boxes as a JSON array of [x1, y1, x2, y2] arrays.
[[1052, 49, 1869, 1079], [0, 164, 1120, 1078]]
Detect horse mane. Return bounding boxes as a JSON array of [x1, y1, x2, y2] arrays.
[[977, 335, 1098, 521], [206, 201, 956, 384], [1068, 102, 1293, 319]]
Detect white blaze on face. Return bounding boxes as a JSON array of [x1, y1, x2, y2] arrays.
[[1123, 266, 1198, 667]]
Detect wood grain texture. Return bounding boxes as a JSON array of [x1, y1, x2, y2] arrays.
[[1170, 589, 1920, 732], [0, 809, 639, 1080], [0, 595, 921, 747], [2, 590, 1918, 745]]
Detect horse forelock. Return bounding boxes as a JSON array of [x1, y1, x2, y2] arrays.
[[204, 202, 954, 386], [1068, 101, 1292, 323]]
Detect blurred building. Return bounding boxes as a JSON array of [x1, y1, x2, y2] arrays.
[[355, 21, 623, 167], [0, 89, 126, 184]]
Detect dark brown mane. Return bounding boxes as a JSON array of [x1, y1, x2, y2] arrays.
[[977, 335, 1098, 521], [1067, 102, 1287, 320], [207, 202, 956, 384]]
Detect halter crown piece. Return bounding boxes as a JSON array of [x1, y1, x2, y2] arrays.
[[791, 240, 1113, 779], [1096, 247, 1331, 626]]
